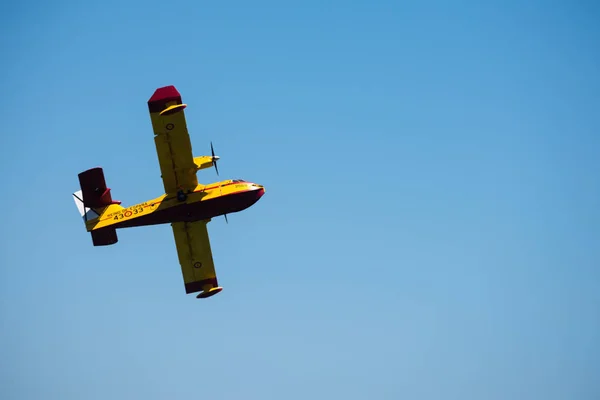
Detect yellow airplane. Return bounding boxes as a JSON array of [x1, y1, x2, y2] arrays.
[[72, 85, 266, 299]]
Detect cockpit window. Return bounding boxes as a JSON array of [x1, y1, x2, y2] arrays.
[[232, 179, 245, 183]]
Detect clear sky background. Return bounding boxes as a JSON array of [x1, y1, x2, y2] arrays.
[[1, 1, 599, 399]]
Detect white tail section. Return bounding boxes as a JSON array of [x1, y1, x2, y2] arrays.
[[72, 190, 101, 222]]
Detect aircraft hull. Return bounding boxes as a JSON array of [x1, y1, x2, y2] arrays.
[[114, 187, 265, 229]]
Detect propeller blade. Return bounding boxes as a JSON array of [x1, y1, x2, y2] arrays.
[[214, 148, 226, 224], [218, 183, 227, 224], [210, 141, 219, 176]]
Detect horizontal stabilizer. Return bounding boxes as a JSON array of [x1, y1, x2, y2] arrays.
[[78, 167, 121, 208], [91, 228, 118, 246]]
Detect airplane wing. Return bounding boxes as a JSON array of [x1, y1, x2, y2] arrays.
[[148, 86, 198, 195], [171, 220, 222, 298]]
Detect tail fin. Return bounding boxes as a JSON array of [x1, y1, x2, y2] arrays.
[[73, 167, 122, 246]]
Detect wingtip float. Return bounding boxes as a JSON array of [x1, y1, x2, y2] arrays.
[[72, 85, 266, 299]]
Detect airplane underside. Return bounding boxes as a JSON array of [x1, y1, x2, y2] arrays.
[[114, 187, 265, 229]]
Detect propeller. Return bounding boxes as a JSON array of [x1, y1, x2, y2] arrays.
[[210, 141, 220, 176], [211, 141, 227, 224]]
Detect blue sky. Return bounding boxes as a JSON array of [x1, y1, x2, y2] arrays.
[[1, 1, 599, 399]]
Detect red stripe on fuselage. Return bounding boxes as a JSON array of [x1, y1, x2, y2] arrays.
[[199, 181, 247, 192]]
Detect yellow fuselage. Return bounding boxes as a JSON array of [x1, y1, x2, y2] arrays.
[[87, 179, 265, 232]]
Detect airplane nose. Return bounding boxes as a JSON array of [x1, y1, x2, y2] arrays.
[[252, 183, 265, 197], [243, 183, 265, 208]]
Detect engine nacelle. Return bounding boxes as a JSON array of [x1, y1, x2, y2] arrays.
[[194, 156, 216, 171]]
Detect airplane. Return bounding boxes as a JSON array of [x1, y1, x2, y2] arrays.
[[72, 85, 266, 299]]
